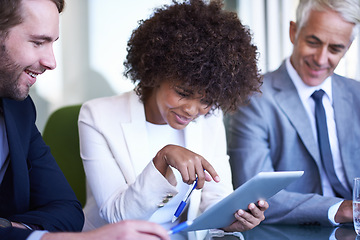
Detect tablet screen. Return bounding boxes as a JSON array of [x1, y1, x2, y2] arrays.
[[184, 171, 304, 231]]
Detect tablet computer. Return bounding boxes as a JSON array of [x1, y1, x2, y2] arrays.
[[184, 171, 304, 232]]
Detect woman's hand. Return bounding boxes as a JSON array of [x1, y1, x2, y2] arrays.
[[152, 144, 220, 189], [222, 200, 269, 232]]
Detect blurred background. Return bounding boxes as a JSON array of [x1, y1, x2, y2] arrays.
[[33, 0, 360, 132]]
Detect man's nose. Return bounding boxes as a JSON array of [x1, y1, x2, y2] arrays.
[[40, 46, 57, 70], [313, 46, 328, 67]]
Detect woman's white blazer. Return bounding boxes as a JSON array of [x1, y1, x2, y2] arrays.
[[78, 91, 233, 230]]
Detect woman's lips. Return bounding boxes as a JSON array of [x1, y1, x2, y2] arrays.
[[174, 112, 193, 125]]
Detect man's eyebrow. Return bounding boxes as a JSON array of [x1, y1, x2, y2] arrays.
[[30, 34, 59, 42], [306, 35, 322, 42], [306, 34, 346, 49], [329, 43, 346, 49]]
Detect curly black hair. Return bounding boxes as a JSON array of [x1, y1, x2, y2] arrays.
[[124, 0, 262, 113]]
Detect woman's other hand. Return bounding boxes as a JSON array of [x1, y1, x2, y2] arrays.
[[153, 144, 220, 189], [222, 200, 269, 232]]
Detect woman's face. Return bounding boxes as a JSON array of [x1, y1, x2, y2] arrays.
[[145, 81, 211, 130]]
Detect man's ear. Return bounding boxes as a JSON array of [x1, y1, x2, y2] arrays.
[[289, 21, 297, 44]]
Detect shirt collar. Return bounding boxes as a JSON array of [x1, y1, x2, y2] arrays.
[[285, 58, 333, 104]]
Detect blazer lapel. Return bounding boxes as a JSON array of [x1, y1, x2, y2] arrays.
[[332, 77, 356, 188], [121, 93, 151, 183], [272, 64, 321, 166], [2, 99, 30, 214]]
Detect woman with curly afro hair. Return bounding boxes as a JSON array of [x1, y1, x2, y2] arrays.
[[79, 0, 268, 233]]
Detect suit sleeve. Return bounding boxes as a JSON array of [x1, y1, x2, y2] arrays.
[[5, 97, 84, 233], [226, 95, 341, 226], [0, 228, 31, 240]]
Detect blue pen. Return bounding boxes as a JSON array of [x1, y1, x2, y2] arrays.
[[171, 178, 198, 223], [168, 220, 193, 235]]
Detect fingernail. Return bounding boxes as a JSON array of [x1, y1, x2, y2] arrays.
[[249, 203, 255, 209], [259, 200, 264, 206], [237, 209, 244, 216], [214, 176, 220, 182]]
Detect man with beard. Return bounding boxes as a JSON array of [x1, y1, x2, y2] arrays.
[[0, 0, 170, 240]]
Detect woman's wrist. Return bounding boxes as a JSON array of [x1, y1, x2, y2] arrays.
[[152, 150, 169, 177]]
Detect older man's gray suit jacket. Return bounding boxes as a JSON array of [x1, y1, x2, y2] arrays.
[[227, 62, 360, 226]]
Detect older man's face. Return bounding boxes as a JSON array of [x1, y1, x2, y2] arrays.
[[289, 9, 354, 86]]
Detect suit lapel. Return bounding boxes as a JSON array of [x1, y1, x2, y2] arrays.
[[332, 77, 356, 188], [272, 64, 321, 166], [121, 93, 151, 182], [1, 99, 30, 214]]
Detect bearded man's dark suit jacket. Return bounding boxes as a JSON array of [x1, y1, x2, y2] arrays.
[[227, 61, 360, 226], [0, 97, 84, 239]]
